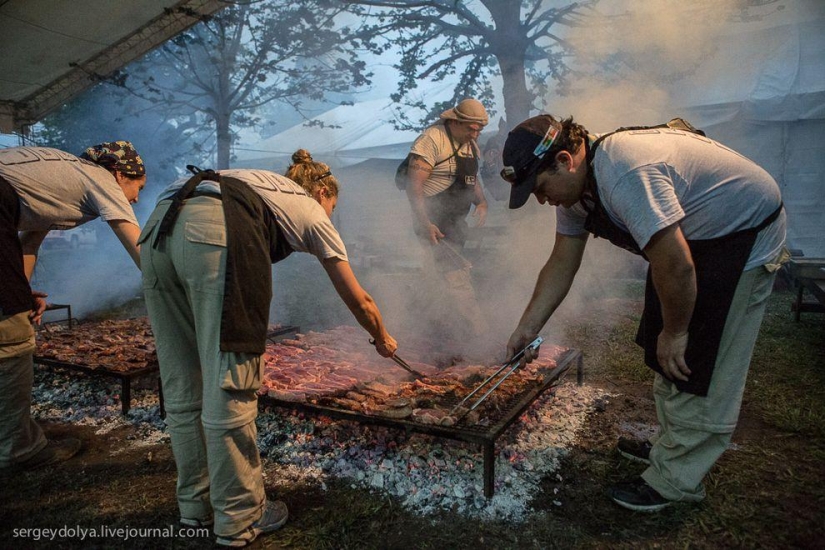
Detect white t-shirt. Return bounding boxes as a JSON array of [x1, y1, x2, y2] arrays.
[[0, 146, 138, 231], [410, 122, 477, 196], [157, 169, 348, 262], [556, 129, 786, 270]]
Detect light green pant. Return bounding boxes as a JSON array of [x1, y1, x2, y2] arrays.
[[0, 312, 46, 467], [642, 265, 777, 502], [140, 197, 265, 536]]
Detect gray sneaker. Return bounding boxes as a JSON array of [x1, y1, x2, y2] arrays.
[[216, 500, 288, 547], [607, 477, 672, 512], [180, 514, 213, 528], [617, 437, 652, 465], [21, 438, 82, 470]]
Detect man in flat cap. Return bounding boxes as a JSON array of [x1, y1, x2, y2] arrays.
[[0, 140, 147, 470], [402, 98, 491, 346], [500, 114, 787, 512]]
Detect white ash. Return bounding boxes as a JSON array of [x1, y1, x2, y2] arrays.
[[30, 366, 606, 521], [618, 421, 658, 442], [258, 382, 608, 522], [30, 367, 168, 450]]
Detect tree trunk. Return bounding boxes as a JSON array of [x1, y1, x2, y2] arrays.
[[484, 0, 534, 126], [497, 54, 532, 127], [216, 112, 231, 169]]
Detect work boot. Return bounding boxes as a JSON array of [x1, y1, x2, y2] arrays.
[[21, 437, 82, 470], [216, 500, 288, 547]]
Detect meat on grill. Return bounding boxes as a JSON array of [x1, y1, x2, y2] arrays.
[[261, 326, 565, 425], [36, 318, 158, 372]]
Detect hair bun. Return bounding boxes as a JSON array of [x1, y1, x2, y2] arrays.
[[291, 149, 313, 164]]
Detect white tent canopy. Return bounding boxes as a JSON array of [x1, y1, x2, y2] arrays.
[[234, 98, 423, 168], [0, 0, 226, 133], [677, 15, 825, 257]]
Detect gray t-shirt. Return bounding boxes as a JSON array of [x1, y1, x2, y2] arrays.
[[157, 169, 348, 262], [410, 122, 477, 196], [556, 129, 786, 270], [0, 146, 138, 231]]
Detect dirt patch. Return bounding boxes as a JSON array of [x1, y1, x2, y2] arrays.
[[1, 290, 823, 549]]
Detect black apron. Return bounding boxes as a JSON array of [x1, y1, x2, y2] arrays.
[[0, 176, 33, 316], [582, 139, 783, 396], [153, 172, 294, 354], [424, 125, 479, 246]]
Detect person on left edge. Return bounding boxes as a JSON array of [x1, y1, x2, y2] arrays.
[[0, 141, 146, 471], [138, 158, 398, 547]]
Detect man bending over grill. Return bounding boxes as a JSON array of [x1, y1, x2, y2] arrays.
[[501, 114, 787, 512], [138, 151, 397, 547], [0, 141, 146, 471]]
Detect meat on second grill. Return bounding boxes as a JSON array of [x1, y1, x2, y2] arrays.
[[36, 318, 158, 372], [35, 320, 565, 424]]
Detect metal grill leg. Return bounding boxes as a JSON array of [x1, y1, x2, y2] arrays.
[[483, 442, 495, 498], [121, 378, 131, 415], [158, 376, 165, 419], [576, 354, 584, 386]]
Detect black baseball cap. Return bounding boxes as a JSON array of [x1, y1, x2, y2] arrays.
[[501, 115, 563, 209]]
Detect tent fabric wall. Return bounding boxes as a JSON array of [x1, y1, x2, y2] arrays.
[[680, 14, 825, 258]]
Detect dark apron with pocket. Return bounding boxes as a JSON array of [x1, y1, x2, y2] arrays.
[[153, 172, 293, 354], [425, 149, 479, 246], [583, 186, 782, 396]]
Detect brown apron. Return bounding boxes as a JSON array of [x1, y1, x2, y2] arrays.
[[0, 176, 33, 316]]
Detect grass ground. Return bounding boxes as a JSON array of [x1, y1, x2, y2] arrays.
[[0, 289, 822, 549]]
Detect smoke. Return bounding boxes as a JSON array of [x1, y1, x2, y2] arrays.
[[29, 0, 817, 345], [32, 221, 143, 320]]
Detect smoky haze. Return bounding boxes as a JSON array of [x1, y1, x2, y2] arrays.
[[28, 0, 809, 358]]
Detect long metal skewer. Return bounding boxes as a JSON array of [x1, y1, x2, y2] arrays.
[[390, 354, 428, 380], [449, 336, 543, 416], [370, 339, 428, 379]]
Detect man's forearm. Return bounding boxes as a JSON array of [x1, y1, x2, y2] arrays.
[[645, 224, 696, 335], [405, 184, 431, 228], [517, 233, 587, 333], [19, 230, 49, 280], [651, 262, 696, 335], [472, 180, 486, 206]]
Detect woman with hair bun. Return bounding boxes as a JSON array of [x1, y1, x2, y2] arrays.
[[138, 149, 397, 547]]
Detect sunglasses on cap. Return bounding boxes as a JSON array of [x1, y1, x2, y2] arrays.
[[499, 123, 561, 184]]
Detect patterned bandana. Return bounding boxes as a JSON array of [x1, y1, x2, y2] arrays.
[[80, 141, 145, 177]]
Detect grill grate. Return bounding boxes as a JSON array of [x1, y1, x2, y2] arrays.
[[260, 348, 583, 497]]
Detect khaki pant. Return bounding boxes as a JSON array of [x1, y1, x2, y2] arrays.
[[642, 264, 776, 501], [139, 197, 265, 536], [0, 312, 46, 467]]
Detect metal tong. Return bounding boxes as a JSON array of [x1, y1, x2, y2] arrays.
[[370, 340, 428, 380], [449, 336, 544, 418]]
